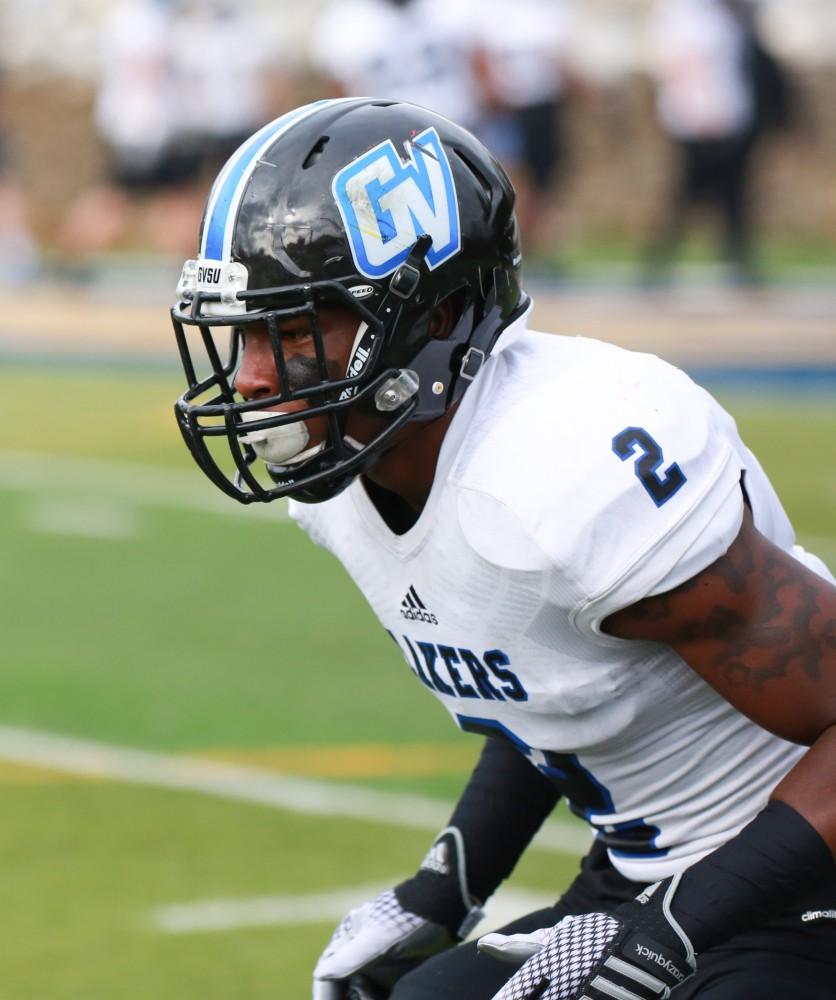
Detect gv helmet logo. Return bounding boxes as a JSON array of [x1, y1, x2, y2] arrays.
[[332, 127, 461, 279]]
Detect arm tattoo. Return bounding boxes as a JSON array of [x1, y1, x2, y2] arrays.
[[693, 527, 830, 693], [613, 513, 836, 705]]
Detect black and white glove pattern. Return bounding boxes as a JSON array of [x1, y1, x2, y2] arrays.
[[313, 827, 484, 1000], [312, 889, 438, 999], [480, 876, 696, 1000]]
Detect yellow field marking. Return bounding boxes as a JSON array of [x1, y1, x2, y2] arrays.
[[0, 743, 480, 785], [0, 759, 99, 785], [195, 743, 480, 779]]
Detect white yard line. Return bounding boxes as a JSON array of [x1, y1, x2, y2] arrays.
[[153, 882, 557, 936], [0, 727, 591, 856], [155, 882, 395, 934], [0, 450, 288, 520], [25, 495, 141, 539]]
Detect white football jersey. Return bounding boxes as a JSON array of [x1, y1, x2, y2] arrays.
[[289, 312, 832, 882]]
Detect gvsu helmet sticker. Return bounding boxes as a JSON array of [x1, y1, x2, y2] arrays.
[[332, 127, 461, 279]]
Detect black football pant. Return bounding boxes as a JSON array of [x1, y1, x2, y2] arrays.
[[390, 841, 836, 999]]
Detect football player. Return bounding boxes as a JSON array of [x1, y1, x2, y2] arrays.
[[171, 98, 836, 999]]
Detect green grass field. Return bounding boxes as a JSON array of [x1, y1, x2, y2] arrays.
[[0, 363, 833, 998]]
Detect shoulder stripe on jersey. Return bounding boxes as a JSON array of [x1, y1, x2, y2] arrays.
[[200, 98, 358, 264]]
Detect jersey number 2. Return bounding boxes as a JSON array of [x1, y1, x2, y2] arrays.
[[612, 427, 686, 507]]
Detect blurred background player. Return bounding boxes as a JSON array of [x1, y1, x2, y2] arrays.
[[58, 0, 182, 260], [644, 0, 794, 286], [311, 0, 577, 257], [467, 0, 578, 258], [309, 0, 481, 134], [169, 0, 288, 186], [59, 0, 286, 263]]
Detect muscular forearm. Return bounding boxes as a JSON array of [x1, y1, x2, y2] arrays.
[[772, 722, 836, 854]]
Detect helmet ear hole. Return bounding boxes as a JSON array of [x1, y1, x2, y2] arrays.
[[429, 298, 456, 341], [430, 289, 469, 341]]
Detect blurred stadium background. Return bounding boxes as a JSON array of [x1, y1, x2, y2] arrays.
[[0, 1, 834, 997]]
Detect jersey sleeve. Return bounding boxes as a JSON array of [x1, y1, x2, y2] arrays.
[[454, 347, 747, 639], [562, 365, 746, 636], [571, 449, 744, 638]]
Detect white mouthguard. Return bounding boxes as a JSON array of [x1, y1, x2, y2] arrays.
[[239, 411, 312, 465]]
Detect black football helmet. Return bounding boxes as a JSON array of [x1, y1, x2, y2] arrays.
[[172, 97, 526, 504]]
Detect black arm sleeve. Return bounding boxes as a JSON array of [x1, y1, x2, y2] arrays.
[[396, 737, 561, 929], [448, 736, 561, 902], [669, 800, 835, 952]]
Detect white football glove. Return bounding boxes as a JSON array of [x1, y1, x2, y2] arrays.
[[312, 888, 447, 1000], [478, 926, 551, 965], [479, 877, 696, 1000], [313, 827, 484, 1000]]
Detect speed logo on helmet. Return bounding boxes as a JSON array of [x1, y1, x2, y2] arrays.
[[332, 127, 462, 279]]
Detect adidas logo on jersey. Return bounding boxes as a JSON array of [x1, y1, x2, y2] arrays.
[[400, 586, 438, 625]]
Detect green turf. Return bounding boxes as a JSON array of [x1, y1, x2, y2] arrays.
[[0, 490, 460, 750], [0, 366, 189, 466], [711, 392, 836, 544]]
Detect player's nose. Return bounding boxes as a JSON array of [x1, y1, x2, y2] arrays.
[[235, 332, 280, 400]]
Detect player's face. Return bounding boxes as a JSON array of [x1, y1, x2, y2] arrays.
[[233, 303, 366, 452]]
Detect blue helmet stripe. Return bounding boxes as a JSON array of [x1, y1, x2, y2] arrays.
[[200, 99, 353, 263]]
